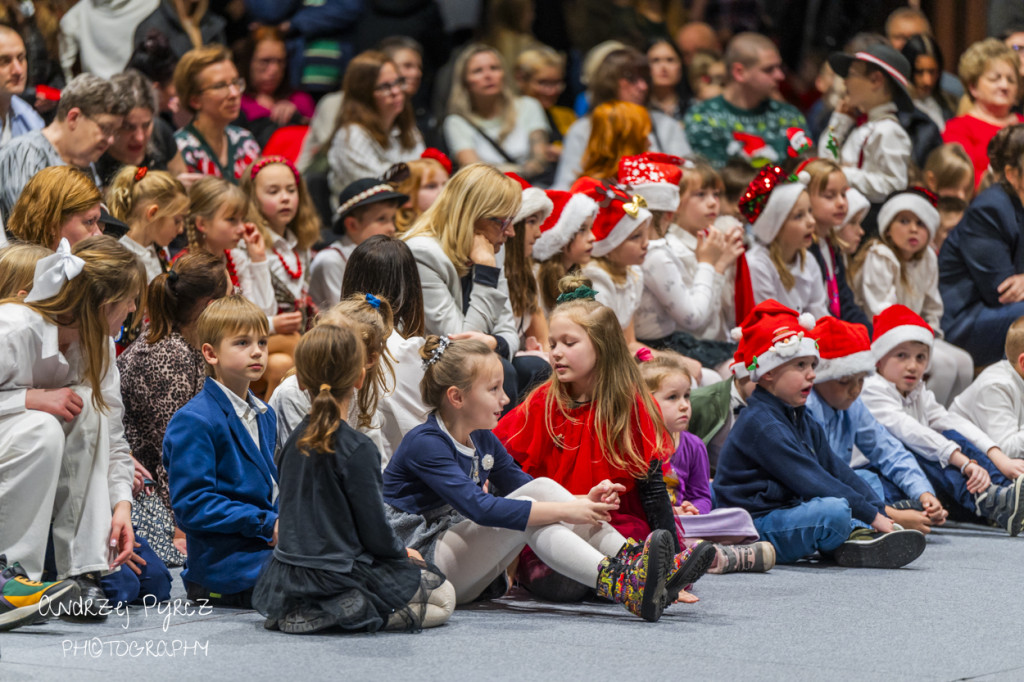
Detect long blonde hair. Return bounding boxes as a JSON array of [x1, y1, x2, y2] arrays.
[[185, 177, 249, 250], [403, 164, 521, 277], [448, 44, 518, 140], [529, 274, 670, 477], [1, 236, 145, 411], [0, 242, 52, 298], [107, 165, 188, 226]]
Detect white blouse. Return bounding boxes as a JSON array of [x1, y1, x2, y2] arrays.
[[309, 236, 357, 311], [853, 242, 943, 331], [746, 242, 830, 319], [582, 262, 644, 329], [119, 235, 165, 283]]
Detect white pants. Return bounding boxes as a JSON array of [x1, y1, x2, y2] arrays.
[[0, 386, 113, 579], [432, 478, 627, 604], [928, 339, 974, 408]]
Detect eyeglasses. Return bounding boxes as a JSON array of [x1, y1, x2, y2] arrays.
[[374, 77, 407, 94], [199, 77, 245, 94], [254, 57, 286, 68], [486, 216, 515, 231], [85, 114, 119, 138]]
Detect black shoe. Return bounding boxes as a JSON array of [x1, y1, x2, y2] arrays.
[[279, 606, 336, 634], [831, 528, 926, 569], [889, 498, 925, 512], [62, 573, 109, 622]]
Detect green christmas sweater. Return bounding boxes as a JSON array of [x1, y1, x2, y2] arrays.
[[683, 95, 808, 168]]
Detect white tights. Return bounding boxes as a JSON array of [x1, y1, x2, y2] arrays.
[[432, 478, 628, 604]]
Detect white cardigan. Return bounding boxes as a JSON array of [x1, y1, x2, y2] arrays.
[[853, 242, 943, 331]]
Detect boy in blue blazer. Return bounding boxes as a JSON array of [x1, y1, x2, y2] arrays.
[[164, 296, 278, 608]]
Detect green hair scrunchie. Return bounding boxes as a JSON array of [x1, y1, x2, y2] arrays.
[[556, 285, 599, 304]]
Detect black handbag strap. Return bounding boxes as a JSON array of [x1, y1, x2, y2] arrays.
[[462, 116, 517, 165]]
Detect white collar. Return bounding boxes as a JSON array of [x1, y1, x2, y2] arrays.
[[211, 378, 267, 418], [435, 413, 477, 458], [866, 101, 899, 121]]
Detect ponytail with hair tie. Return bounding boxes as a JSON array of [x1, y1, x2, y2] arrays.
[[319, 383, 332, 393], [167, 269, 179, 284]]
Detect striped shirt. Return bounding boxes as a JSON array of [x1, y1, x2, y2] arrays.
[[0, 130, 66, 218]]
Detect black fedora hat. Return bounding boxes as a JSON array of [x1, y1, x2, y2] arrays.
[[829, 44, 914, 112]]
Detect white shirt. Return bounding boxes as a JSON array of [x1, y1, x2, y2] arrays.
[[378, 330, 430, 460], [309, 236, 356, 311], [119, 235, 165, 283], [208, 378, 267, 451], [820, 102, 911, 203], [0, 304, 133, 506], [582, 262, 643, 329], [860, 373, 996, 467], [746, 242, 830, 318], [266, 230, 311, 304], [950, 360, 1024, 460], [443, 96, 549, 167], [854, 242, 943, 331], [663, 226, 732, 339], [328, 124, 424, 201]]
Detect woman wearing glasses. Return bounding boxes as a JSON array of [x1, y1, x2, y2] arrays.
[[327, 50, 425, 200], [403, 164, 538, 405], [238, 26, 314, 145], [172, 45, 262, 183]]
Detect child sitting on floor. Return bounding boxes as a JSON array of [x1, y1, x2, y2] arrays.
[[860, 305, 1024, 535], [163, 295, 279, 608], [713, 299, 926, 567]]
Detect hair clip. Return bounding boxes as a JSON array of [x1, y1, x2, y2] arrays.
[[365, 293, 381, 309], [25, 238, 85, 303], [134, 166, 148, 182], [422, 335, 451, 370], [556, 285, 599, 304], [250, 156, 299, 183], [167, 269, 179, 283], [381, 162, 410, 186]]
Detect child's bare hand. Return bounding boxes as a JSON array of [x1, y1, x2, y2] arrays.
[[996, 456, 1024, 480], [919, 493, 947, 525], [124, 542, 146, 576], [587, 480, 625, 506], [695, 228, 726, 266], [561, 499, 616, 525], [676, 501, 700, 516], [272, 312, 303, 334], [26, 387, 83, 422], [242, 222, 267, 261], [870, 513, 896, 534], [963, 461, 991, 494]]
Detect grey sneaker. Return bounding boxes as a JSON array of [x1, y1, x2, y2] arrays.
[[831, 528, 926, 569], [707, 542, 776, 574], [974, 477, 1024, 536]]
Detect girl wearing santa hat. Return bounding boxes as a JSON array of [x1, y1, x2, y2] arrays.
[[741, 166, 831, 319], [850, 188, 973, 406], [532, 189, 599, 316]]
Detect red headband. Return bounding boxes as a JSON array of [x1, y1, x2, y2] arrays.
[[250, 156, 300, 183]]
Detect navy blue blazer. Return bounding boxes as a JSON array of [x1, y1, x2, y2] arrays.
[[163, 381, 278, 594]]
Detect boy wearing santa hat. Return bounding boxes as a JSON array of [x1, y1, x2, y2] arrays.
[[805, 316, 948, 534], [860, 305, 1024, 535], [714, 300, 926, 567]]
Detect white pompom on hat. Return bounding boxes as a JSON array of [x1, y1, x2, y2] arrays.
[[738, 299, 819, 381]]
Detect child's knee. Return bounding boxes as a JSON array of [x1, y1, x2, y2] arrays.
[[101, 566, 141, 607], [514, 477, 573, 502], [810, 497, 853, 547]]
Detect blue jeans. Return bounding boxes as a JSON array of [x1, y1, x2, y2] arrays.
[[752, 497, 853, 564], [911, 430, 1009, 518]]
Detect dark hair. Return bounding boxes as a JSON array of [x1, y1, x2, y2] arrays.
[[590, 48, 650, 109], [341, 234, 425, 338], [332, 50, 418, 150], [989, 123, 1024, 193], [127, 29, 177, 86], [237, 25, 291, 100], [147, 251, 228, 344]]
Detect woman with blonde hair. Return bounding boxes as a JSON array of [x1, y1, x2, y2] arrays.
[[403, 163, 543, 403], [579, 101, 651, 181], [7, 166, 103, 249], [515, 46, 576, 142], [444, 44, 551, 181]]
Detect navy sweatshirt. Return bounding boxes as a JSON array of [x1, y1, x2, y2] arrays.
[[713, 386, 885, 524]]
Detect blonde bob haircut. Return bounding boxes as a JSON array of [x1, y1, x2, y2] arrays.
[[959, 38, 1019, 101], [173, 43, 234, 115], [196, 294, 271, 377], [403, 163, 521, 277], [448, 43, 518, 141], [0, 236, 145, 411], [107, 165, 188, 225], [0, 241, 52, 299], [8, 166, 102, 249]]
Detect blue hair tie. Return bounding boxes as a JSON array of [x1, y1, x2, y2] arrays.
[[365, 293, 381, 309]]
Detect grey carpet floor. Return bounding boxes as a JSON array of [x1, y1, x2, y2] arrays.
[[2, 522, 1021, 682]]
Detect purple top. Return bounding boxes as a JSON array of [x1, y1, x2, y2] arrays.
[[240, 92, 315, 123], [667, 431, 713, 514]]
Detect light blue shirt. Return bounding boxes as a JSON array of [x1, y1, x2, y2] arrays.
[[806, 391, 934, 502], [5, 95, 44, 144]]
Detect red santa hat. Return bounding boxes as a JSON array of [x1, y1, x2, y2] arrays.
[[728, 326, 750, 379], [787, 127, 813, 158], [809, 317, 875, 384], [570, 177, 652, 258], [738, 299, 818, 381], [506, 172, 554, 226], [616, 153, 683, 212], [532, 190, 599, 262], [739, 165, 810, 246], [878, 186, 939, 240], [871, 304, 934, 359]]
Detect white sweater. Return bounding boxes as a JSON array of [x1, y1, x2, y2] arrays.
[[582, 262, 643, 330], [860, 373, 996, 467], [853, 242, 943, 331], [746, 242, 830, 319], [950, 360, 1024, 460]]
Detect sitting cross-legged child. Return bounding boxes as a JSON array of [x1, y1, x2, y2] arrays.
[[713, 300, 926, 567], [860, 305, 1024, 535], [805, 316, 949, 534], [163, 296, 279, 608], [950, 316, 1024, 467]]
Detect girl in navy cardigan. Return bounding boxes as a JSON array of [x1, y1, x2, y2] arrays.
[[383, 336, 710, 623]]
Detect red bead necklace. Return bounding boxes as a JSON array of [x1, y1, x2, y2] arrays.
[[223, 249, 240, 290], [274, 247, 303, 280]]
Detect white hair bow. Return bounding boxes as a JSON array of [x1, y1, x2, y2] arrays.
[[25, 238, 85, 303]]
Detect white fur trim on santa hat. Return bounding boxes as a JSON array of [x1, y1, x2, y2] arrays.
[[515, 187, 554, 225], [532, 194, 598, 262], [591, 207, 652, 258], [730, 360, 750, 379], [841, 187, 870, 228], [749, 334, 819, 382], [751, 179, 808, 246], [813, 349, 876, 384], [871, 324, 934, 360], [632, 182, 680, 213], [878, 192, 939, 239]]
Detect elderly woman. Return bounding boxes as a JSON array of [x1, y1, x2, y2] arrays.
[[943, 38, 1023, 189], [939, 124, 1024, 365], [172, 44, 262, 183]]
